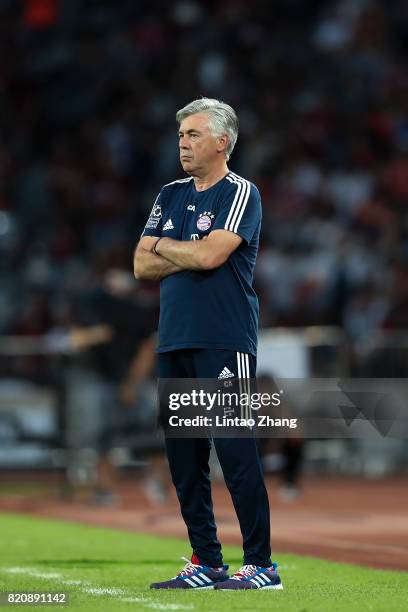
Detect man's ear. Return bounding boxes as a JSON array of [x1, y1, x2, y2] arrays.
[[216, 134, 228, 155]]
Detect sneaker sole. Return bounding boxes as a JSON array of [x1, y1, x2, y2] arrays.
[[216, 584, 283, 591], [151, 585, 215, 590], [191, 585, 215, 590]]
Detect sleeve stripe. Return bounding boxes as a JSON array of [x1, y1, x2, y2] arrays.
[[230, 172, 252, 233], [224, 176, 244, 230], [232, 179, 250, 233], [224, 174, 251, 233]]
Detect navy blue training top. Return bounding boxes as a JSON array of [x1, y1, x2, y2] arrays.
[[142, 171, 262, 356]]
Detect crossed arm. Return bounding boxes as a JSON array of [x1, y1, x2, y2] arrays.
[[133, 230, 242, 281]]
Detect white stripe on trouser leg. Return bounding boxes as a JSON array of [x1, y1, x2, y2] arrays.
[[242, 352, 248, 420], [238, 352, 250, 422], [245, 353, 251, 422], [237, 352, 243, 418], [237, 352, 253, 424], [238, 352, 244, 419]]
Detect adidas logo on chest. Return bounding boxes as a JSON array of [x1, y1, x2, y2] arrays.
[[163, 218, 174, 231]]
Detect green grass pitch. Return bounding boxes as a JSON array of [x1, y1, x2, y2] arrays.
[[0, 513, 407, 611]]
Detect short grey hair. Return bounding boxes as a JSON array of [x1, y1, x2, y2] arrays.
[[176, 97, 239, 161]]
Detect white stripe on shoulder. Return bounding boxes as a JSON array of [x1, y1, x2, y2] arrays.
[[224, 173, 250, 233], [229, 173, 251, 232], [163, 177, 193, 187], [230, 171, 248, 182], [224, 176, 245, 230]]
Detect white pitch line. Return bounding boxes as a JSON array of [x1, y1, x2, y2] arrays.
[[2, 568, 194, 610], [121, 600, 194, 610], [5, 568, 63, 580], [151, 604, 193, 611], [81, 587, 125, 596]]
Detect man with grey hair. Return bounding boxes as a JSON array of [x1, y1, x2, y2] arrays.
[[134, 98, 282, 591]]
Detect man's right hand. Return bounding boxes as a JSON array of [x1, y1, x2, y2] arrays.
[[133, 236, 183, 280]]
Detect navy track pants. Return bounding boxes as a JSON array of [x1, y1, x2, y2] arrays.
[[158, 348, 272, 567]]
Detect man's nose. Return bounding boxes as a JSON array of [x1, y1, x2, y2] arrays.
[[179, 136, 190, 149]]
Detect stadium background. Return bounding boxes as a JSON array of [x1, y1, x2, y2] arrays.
[[0, 0, 408, 587]]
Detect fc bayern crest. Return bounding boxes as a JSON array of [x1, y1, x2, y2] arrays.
[[197, 211, 215, 232]]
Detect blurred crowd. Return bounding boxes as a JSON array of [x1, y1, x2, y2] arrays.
[[1, 0, 408, 364]]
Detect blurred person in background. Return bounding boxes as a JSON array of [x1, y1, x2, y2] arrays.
[[70, 268, 164, 504], [257, 374, 304, 501]]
